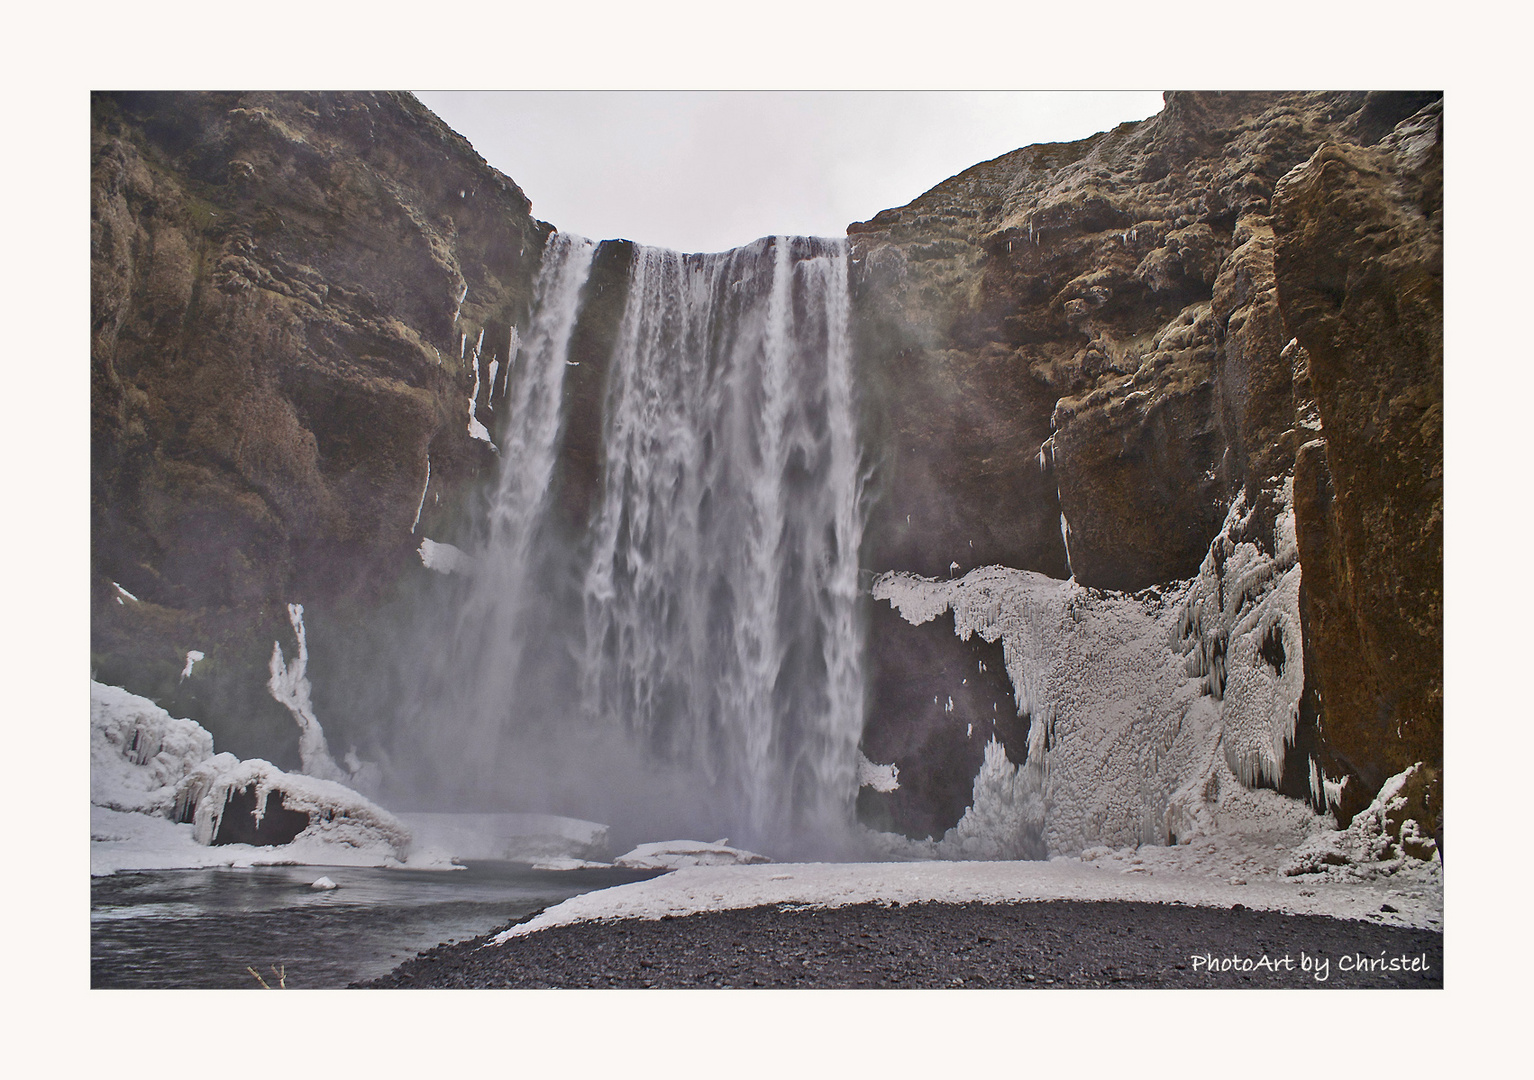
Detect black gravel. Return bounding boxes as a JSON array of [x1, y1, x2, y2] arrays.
[[357, 899, 1442, 989]]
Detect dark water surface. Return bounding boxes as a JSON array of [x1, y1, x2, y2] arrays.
[[91, 862, 660, 988]]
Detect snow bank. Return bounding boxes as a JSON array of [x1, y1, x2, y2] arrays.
[[91, 681, 214, 815], [613, 839, 772, 870], [398, 812, 612, 865], [491, 854, 1440, 944]]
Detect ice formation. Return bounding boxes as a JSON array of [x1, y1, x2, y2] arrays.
[[871, 482, 1324, 861], [410, 455, 431, 534], [1173, 482, 1305, 792], [856, 751, 899, 793], [91, 681, 214, 816], [1283, 763, 1441, 877], [179, 650, 204, 682], [180, 756, 411, 859], [91, 681, 416, 872], [417, 537, 473, 575], [465, 326, 495, 448], [266, 603, 347, 783]]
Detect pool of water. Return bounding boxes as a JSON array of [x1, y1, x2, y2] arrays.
[[90, 862, 662, 988]]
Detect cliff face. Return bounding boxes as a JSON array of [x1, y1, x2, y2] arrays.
[[91, 92, 548, 761], [1273, 101, 1444, 819], [89, 91, 1443, 840], [848, 91, 1442, 836]]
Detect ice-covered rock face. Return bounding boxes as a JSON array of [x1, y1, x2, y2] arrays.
[[91, 681, 215, 816], [1172, 482, 1305, 796], [869, 482, 1325, 861], [181, 757, 411, 859], [92, 680, 411, 864]]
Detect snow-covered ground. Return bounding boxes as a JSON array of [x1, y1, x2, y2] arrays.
[[495, 843, 1441, 943]]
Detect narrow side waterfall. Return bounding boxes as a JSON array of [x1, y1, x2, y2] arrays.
[[407, 233, 867, 858]]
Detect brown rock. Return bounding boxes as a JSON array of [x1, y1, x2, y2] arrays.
[[91, 92, 549, 760], [1273, 98, 1443, 799]]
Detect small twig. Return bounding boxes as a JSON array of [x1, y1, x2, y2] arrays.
[[248, 963, 287, 989]]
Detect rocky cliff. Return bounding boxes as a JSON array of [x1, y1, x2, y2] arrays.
[[848, 91, 1441, 837], [91, 91, 548, 762], [90, 91, 1442, 842]]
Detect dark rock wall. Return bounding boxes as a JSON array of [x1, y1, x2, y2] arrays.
[[91, 92, 549, 761]]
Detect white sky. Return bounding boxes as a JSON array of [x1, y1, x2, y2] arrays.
[[415, 91, 1166, 252]]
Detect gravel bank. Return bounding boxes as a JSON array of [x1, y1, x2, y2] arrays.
[[359, 899, 1442, 989]]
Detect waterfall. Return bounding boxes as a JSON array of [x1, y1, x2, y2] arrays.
[[407, 232, 598, 795], [407, 233, 865, 857], [581, 236, 866, 853]]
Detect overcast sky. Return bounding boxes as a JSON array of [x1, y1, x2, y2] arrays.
[[414, 91, 1166, 253]]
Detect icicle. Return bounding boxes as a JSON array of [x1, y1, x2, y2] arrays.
[[466, 344, 495, 449], [411, 456, 431, 534], [179, 650, 205, 682]]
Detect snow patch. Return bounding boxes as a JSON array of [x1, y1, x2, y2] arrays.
[[466, 334, 496, 449]]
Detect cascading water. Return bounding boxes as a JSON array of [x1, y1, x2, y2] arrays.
[[581, 236, 866, 854], [408, 232, 867, 857], [405, 232, 598, 797]]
